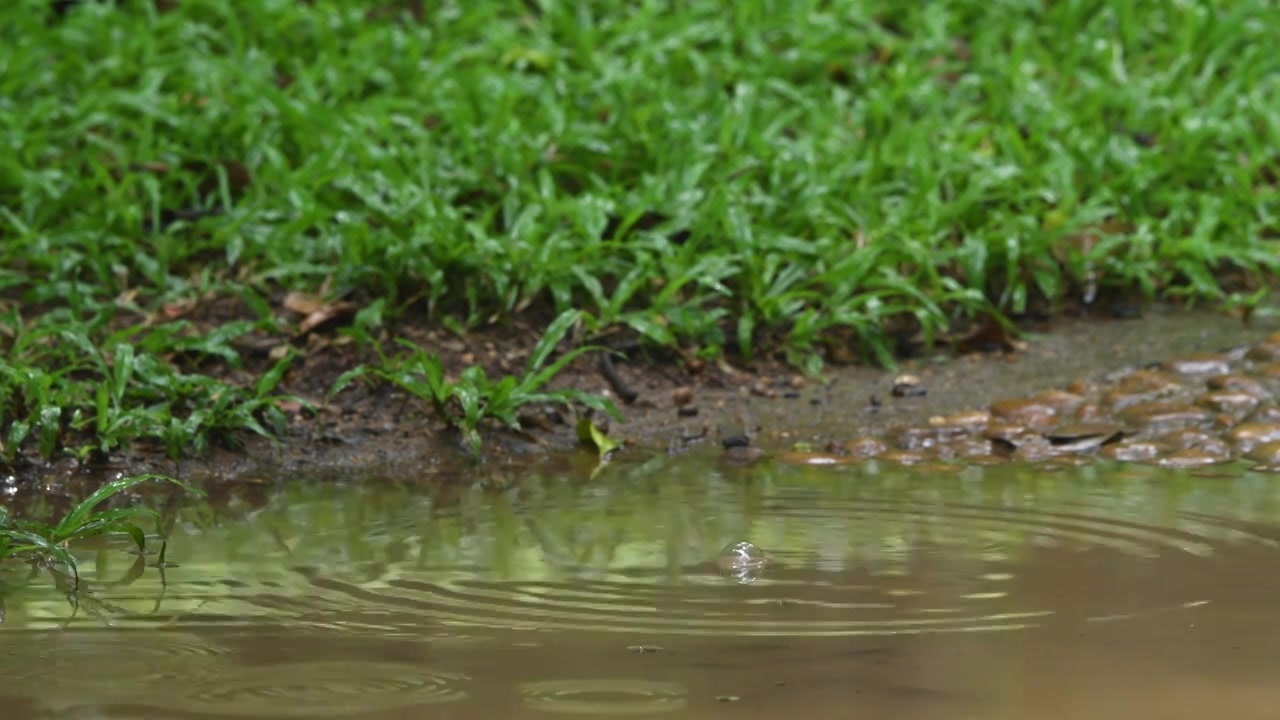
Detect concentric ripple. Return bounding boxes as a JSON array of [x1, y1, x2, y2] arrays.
[[262, 486, 1280, 639], [151, 661, 468, 716], [0, 630, 232, 686], [520, 679, 687, 715], [14, 463, 1279, 646]]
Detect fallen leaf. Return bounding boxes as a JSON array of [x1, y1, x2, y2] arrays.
[[298, 303, 358, 335], [283, 291, 327, 315], [577, 417, 621, 460]]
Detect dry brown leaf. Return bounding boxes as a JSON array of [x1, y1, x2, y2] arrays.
[[298, 303, 357, 334], [283, 291, 328, 315], [160, 299, 195, 319]]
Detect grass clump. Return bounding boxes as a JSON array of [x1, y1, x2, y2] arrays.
[[0, 305, 301, 463], [333, 310, 623, 456], [0, 473, 202, 590], [2, 0, 1279, 459]]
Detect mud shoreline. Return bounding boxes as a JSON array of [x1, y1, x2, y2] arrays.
[[4, 302, 1268, 494]]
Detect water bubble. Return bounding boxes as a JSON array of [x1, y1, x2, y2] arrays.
[[717, 541, 771, 584], [717, 541, 770, 570]]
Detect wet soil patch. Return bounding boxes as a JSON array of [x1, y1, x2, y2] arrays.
[[6, 301, 1280, 489]]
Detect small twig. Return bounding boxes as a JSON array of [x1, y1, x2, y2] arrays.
[[597, 350, 638, 404]]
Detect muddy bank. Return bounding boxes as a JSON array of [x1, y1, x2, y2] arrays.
[[17, 302, 1265, 489]]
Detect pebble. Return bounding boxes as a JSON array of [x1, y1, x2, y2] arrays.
[[777, 452, 856, 466], [963, 454, 1010, 466], [982, 421, 1030, 442], [1045, 423, 1127, 452], [1246, 440, 1280, 464], [893, 425, 970, 451], [950, 438, 995, 458], [1162, 353, 1232, 376], [1196, 390, 1260, 415], [1226, 423, 1280, 453], [1154, 449, 1229, 468], [1205, 374, 1272, 399], [1152, 429, 1215, 451], [988, 398, 1059, 430], [1009, 435, 1059, 461], [1246, 341, 1280, 362], [1073, 401, 1111, 424], [891, 374, 926, 397], [1102, 371, 1183, 410], [877, 450, 930, 465], [928, 410, 991, 429], [1116, 401, 1213, 430], [817, 335, 1280, 470], [841, 437, 888, 458], [1246, 406, 1280, 423], [1099, 441, 1167, 462], [1030, 390, 1087, 413]]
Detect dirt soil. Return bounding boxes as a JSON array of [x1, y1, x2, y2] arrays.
[[20, 297, 1271, 488]]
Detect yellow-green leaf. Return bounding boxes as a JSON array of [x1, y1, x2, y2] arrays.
[[576, 417, 621, 459]]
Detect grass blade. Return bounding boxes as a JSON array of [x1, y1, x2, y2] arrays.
[[54, 474, 200, 539]]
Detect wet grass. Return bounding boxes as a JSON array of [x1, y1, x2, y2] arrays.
[[332, 309, 623, 456], [0, 473, 200, 590], [3, 0, 1280, 461]]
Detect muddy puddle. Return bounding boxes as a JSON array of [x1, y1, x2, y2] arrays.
[[6, 454, 1280, 719]]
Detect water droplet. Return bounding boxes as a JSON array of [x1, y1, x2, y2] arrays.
[[716, 541, 770, 584], [717, 541, 769, 570]]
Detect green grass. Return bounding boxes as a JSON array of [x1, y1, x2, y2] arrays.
[[0, 473, 201, 590], [332, 309, 623, 456], [3, 0, 1279, 461]]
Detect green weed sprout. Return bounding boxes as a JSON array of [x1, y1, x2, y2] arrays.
[[332, 310, 623, 456], [0, 473, 203, 589]]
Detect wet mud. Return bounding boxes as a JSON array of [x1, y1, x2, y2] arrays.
[[102, 304, 1280, 483], [6, 303, 1278, 489]]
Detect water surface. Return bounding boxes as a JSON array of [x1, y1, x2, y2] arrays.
[[5, 454, 1280, 719]]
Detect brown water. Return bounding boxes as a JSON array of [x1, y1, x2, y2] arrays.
[[5, 454, 1280, 719]]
